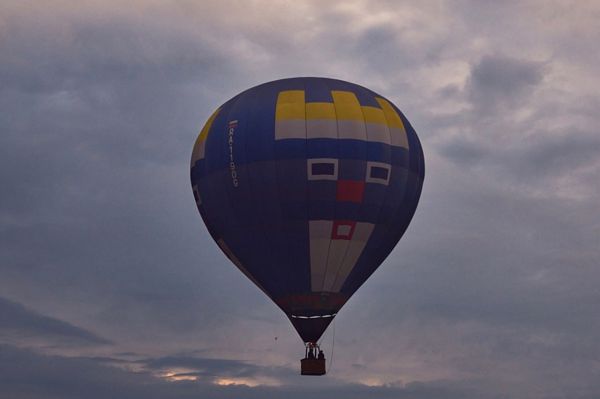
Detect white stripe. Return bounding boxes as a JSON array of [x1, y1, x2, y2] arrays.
[[365, 122, 391, 145], [276, 120, 407, 148], [275, 119, 306, 140], [321, 239, 350, 292], [309, 220, 333, 291], [390, 126, 409, 148], [336, 120, 367, 141], [330, 223, 375, 292], [307, 119, 338, 139]]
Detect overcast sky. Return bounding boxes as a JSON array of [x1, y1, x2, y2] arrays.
[[1, 1, 599, 398]]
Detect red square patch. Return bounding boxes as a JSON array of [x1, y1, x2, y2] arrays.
[[331, 220, 356, 240], [336, 180, 365, 203]]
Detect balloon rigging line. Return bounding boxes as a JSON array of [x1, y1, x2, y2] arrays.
[[329, 318, 336, 373]]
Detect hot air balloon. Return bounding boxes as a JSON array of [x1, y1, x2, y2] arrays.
[[190, 77, 424, 375]]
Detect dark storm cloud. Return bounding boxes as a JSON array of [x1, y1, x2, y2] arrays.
[[0, 344, 166, 399], [0, 344, 515, 399], [0, 6, 272, 361], [436, 137, 488, 166], [504, 129, 600, 179], [0, 297, 111, 345], [466, 54, 546, 112], [337, 31, 599, 391], [0, 16, 235, 168], [437, 124, 600, 185], [141, 354, 266, 377], [1, 1, 600, 398], [436, 53, 599, 185], [0, 13, 232, 94]]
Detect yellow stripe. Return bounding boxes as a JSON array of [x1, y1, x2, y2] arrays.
[[306, 102, 336, 120], [275, 90, 305, 120], [195, 107, 220, 146], [361, 106, 386, 125], [331, 91, 363, 121], [375, 97, 406, 130]]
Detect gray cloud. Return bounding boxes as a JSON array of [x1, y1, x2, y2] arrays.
[[0, 297, 111, 346], [467, 55, 546, 110], [0, 344, 531, 399], [436, 137, 489, 166], [1, 1, 600, 398], [141, 354, 268, 377], [465, 55, 545, 120]]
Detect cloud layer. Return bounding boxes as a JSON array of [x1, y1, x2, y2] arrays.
[[1, 1, 599, 397]]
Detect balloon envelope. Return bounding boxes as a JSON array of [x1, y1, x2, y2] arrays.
[[190, 77, 424, 343]]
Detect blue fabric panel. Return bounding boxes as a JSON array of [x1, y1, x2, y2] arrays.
[[199, 93, 240, 236], [278, 159, 308, 221], [394, 104, 424, 175], [215, 124, 269, 298], [274, 83, 311, 292], [306, 139, 370, 160], [378, 126, 411, 226], [359, 183, 387, 223], [206, 98, 280, 294], [273, 77, 305, 92], [190, 158, 203, 180], [304, 78, 333, 103], [327, 78, 366, 95], [203, 97, 238, 173], [247, 161, 280, 223], [244, 84, 277, 163], [275, 139, 306, 159], [308, 179, 336, 220], [366, 141, 390, 163], [191, 168, 221, 254], [225, 226, 271, 284], [353, 84, 381, 107], [307, 139, 337, 159], [224, 93, 254, 227], [199, 170, 236, 238], [308, 200, 337, 220], [338, 159, 365, 181], [340, 225, 389, 294], [334, 202, 363, 221], [338, 139, 366, 160], [390, 146, 409, 167], [391, 171, 423, 240], [368, 173, 422, 287], [376, 168, 408, 224], [278, 220, 311, 292], [308, 180, 336, 200], [357, 202, 381, 223], [237, 86, 287, 295]]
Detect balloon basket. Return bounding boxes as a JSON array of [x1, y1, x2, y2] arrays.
[[301, 357, 326, 375], [301, 343, 326, 375]]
